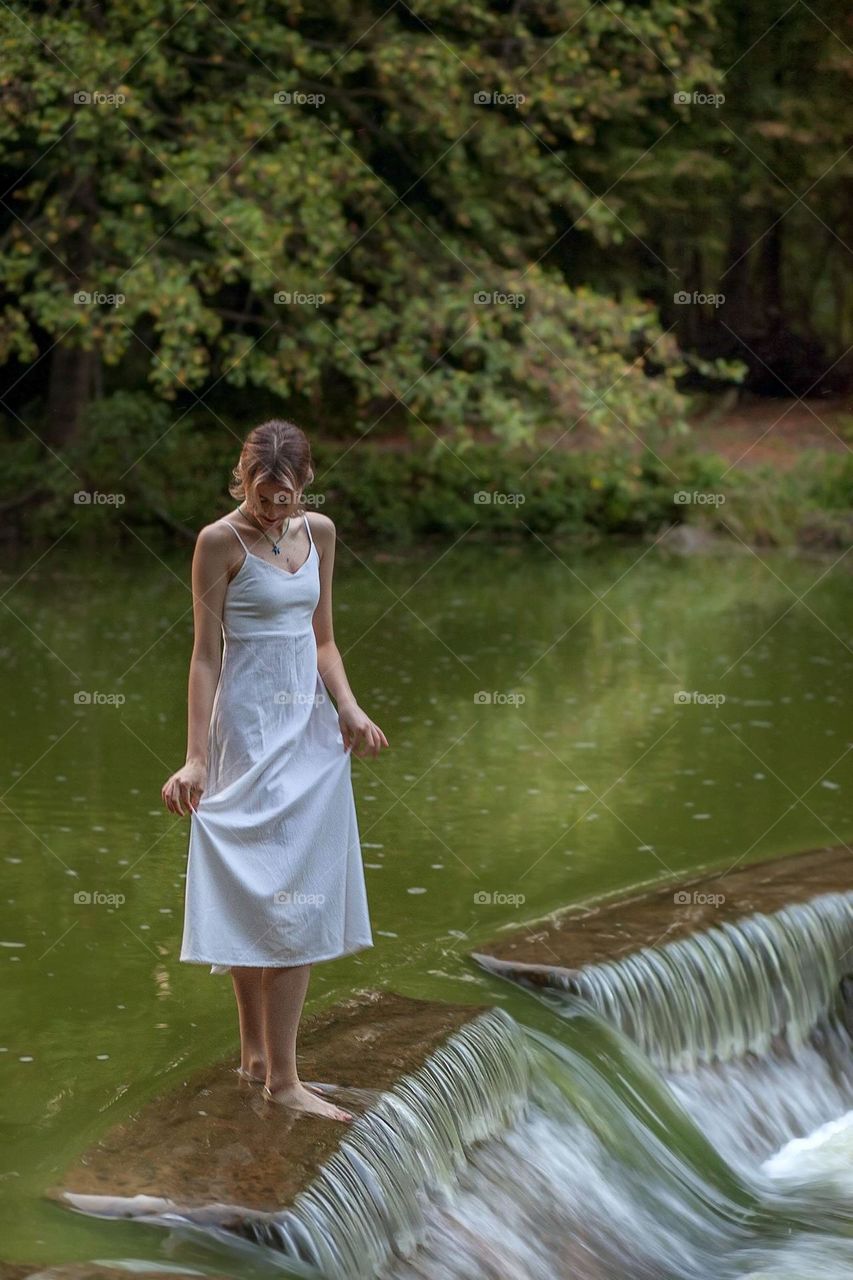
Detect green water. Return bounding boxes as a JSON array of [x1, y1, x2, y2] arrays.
[[1, 539, 851, 1266]]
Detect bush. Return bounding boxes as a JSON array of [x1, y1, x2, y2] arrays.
[[4, 392, 850, 552]]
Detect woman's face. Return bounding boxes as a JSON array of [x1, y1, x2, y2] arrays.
[[247, 478, 302, 529]]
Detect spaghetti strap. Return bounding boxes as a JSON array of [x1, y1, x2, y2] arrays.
[[303, 511, 314, 554], [224, 521, 250, 554]]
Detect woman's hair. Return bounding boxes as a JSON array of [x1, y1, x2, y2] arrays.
[[228, 419, 314, 510]]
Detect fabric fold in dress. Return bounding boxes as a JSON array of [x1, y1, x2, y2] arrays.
[[179, 513, 374, 974]]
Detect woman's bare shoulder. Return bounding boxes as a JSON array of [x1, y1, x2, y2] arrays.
[[192, 517, 244, 573], [306, 511, 336, 543], [196, 515, 241, 546]]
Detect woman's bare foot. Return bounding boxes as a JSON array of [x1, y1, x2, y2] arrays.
[[236, 1064, 333, 1103], [262, 1081, 353, 1121]]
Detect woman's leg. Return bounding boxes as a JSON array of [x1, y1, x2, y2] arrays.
[[261, 964, 352, 1121], [230, 966, 266, 1079]]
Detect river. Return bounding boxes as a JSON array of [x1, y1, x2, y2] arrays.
[[1, 538, 851, 1273]]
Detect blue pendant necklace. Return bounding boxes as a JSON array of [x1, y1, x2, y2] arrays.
[[239, 504, 291, 556]]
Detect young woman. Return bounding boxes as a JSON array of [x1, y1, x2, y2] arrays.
[[162, 419, 388, 1122]]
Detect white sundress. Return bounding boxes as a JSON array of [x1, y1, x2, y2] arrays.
[[179, 512, 374, 974]]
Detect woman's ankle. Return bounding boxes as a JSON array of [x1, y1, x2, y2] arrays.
[[265, 1073, 300, 1092]]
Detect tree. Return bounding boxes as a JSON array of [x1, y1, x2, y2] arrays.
[[585, 0, 853, 393], [0, 0, 724, 447]]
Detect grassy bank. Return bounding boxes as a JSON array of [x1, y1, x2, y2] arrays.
[[4, 392, 851, 553]]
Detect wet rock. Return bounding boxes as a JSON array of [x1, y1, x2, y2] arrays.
[[473, 951, 583, 992], [656, 523, 730, 556], [472, 844, 853, 973], [49, 991, 487, 1221], [48, 996, 528, 1280]]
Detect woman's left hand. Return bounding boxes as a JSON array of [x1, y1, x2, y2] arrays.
[[338, 703, 389, 758]]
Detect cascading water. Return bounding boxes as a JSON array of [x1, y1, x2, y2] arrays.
[[560, 892, 853, 1072], [388, 1023, 853, 1280], [252, 1008, 530, 1277], [92, 891, 853, 1279], [509, 891, 853, 1178]]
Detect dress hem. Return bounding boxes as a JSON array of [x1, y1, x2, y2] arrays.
[[179, 940, 374, 970]]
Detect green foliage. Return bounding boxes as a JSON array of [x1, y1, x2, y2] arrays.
[[6, 391, 848, 552], [0, 0, 733, 443], [672, 446, 853, 550], [676, 448, 853, 548]]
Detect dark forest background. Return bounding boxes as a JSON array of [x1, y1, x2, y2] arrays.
[[1, 1, 851, 545]]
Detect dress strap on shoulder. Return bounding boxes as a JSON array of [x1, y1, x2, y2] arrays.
[[224, 520, 250, 553], [303, 511, 314, 552]]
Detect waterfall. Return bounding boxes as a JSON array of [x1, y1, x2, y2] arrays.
[[386, 1026, 853, 1280], [535, 891, 853, 1073], [70, 889, 853, 1279], [472, 889, 853, 1185], [245, 1007, 531, 1279], [232, 892, 853, 1278]]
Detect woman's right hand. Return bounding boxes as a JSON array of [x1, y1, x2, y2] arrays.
[[161, 759, 207, 816]]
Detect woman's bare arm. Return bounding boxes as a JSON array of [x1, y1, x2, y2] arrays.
[[310, 512, 388, 758], [185, 525, 232, 763], [311, 512, 356, 709], [162, 523, 236, 814]]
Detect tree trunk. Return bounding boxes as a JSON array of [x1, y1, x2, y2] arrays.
[[46, 344, 95, 444], [761, 219, 782, 330]]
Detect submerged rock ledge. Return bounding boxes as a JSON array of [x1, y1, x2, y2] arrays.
[[49, 992, 529, 1279], [24, 846, 850, 1280], [471, 844, 852, 976], [50, 990, 488, 1216]]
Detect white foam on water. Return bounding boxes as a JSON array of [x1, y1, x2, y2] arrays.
[[763, 1109, 853, 1195], [667, 1019, 853, 1172]]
